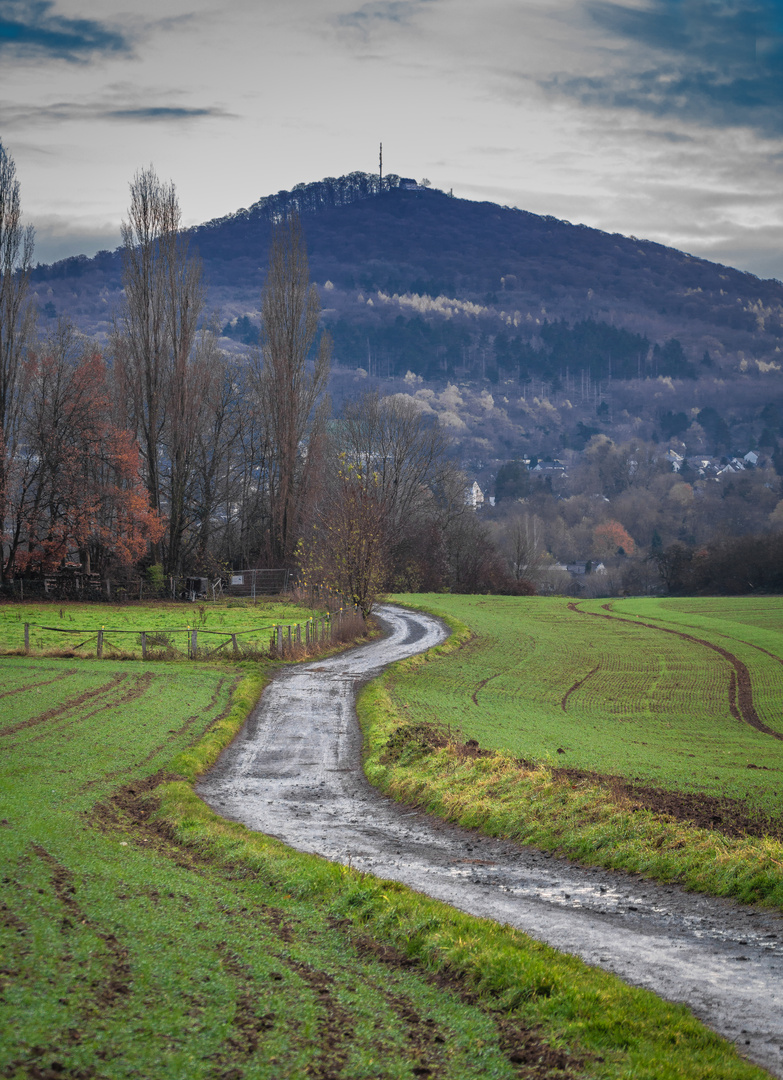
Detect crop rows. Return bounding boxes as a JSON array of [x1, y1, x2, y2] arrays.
[[389, 594, 783, 819]]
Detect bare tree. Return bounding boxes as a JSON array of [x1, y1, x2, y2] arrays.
[[0, 141, 34, 580], [300, 457, 389, 616], [341, 391, 453, 530], [493, 509, 549, 585], [254, 215, 330, 566], [113, 166, 205, 573]]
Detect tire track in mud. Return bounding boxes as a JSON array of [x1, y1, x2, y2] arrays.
[[471, 670, 505, 705], [0, 668, 78, 702], [87, 778, 575, 1080], [33, 844, 131, 999], [561, 666, 600, 711], [198, 604, 783, 1079], [569, 602, 783, 741], [79, 674, 240, 793], [11, 674, 156, 754], [0, 674, 129, 737], [620, 610, 783, 669]]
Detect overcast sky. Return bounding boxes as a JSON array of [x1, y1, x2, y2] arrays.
[[3, 0, 783, 279]]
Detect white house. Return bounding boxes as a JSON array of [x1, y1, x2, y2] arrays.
[[465, 481, 484, 509]]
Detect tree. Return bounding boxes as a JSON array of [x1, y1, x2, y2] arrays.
[[4, 322, 162, 576], [592, 519, 635, 559], [0, 141, 35, 581], [254, 214, 331, 566], [340, 391, 452, 528], [299, 458, 388, 616], [494, 509, 548, 584], [113, 166, 206, 574], [494, 459, 530, 502]]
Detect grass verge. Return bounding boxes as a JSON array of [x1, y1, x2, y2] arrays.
[[1, 626, 773, 1077], [155, 672, 772, 1079], [358, 599, 783, 911]]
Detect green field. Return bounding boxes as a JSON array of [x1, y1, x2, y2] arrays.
[[387, 595, 783, 822], [1, 645, 769, 1078], [0, 597, 321, 658]]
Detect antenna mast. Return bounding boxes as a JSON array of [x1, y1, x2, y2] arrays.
[[379, 142, 383, 189]]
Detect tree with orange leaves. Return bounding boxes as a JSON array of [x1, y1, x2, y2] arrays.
[[592, 519, 635, 559], [3, 322, 162, 577]]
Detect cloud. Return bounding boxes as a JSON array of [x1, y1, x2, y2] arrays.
[[0, 0, 131, 62], [0, 98, 236, 129], [105, 106, 232, 122], [543, 0, 783, 135], [338, 0, 436, 29], [28, 214, 121, 265]]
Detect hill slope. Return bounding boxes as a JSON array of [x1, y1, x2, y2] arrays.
[[29, 173, 783, 469]]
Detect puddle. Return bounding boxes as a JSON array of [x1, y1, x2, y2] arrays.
[[199, 603, 783, 1078]]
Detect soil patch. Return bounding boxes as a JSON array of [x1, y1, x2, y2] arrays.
[[398, 723, 783, 842], [553, 765, 783, 842]]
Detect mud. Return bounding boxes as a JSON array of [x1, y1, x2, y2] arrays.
[[0, 673, 129, 737], [198, 604, 783, 1079]]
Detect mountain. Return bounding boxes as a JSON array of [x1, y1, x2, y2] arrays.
[[30, 172, 783, 468]]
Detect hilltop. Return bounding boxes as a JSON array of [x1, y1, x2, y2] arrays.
[[30, 172, 783, 469]]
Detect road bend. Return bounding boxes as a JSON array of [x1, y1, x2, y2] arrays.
[[197, 604, 783, 1078]]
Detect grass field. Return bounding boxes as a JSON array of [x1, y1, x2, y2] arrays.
[[1, 642, 770, 1078], [0, 597, 321, 659], [385, 595, 783, 821], [357, 595, 783, 911]]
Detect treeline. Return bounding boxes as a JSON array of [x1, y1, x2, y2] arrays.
[[327, 312, 694, 384], [1, 148, 528, 607], [654, 535, 783, 595]]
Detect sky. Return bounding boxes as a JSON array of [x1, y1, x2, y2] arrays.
[[2, 0, 783, 279]]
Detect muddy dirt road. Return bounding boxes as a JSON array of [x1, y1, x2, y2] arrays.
[[198, 604, 783, 1078]]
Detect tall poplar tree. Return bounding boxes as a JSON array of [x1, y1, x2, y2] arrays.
[[0, 141, 34, 581], [255, 215, 330, 566], [113, 166, 207, 574]]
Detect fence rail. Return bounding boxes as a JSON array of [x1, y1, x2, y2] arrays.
[[18, 603, 363, 661]]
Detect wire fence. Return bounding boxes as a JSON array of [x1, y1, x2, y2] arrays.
[[17, 604, 364, 662]]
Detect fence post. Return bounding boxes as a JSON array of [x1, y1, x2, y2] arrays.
[[276, 625, 282, 653], [231, 634, 238, 656], [24, 623, 29, 654], [141, 631, 147, 660], [97, 630, 103, 658], [287, 625, 291, 652], [305, 621, 310, 647], [191, 629, 198, 658]]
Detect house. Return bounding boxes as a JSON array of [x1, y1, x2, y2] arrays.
[[465, 481, 484, 509], [530, 459, 566, 475], [744, 451, 760, 466], [557, 562, 607, 577], [399, 178, 422, 191], [664, 449, 683, 471]]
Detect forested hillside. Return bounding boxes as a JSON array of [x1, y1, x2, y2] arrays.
[[33, 171, 783, 376], [18, 170, 783, 596]]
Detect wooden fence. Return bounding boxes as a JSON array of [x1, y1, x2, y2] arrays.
[[20, 605, 362, 661]]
